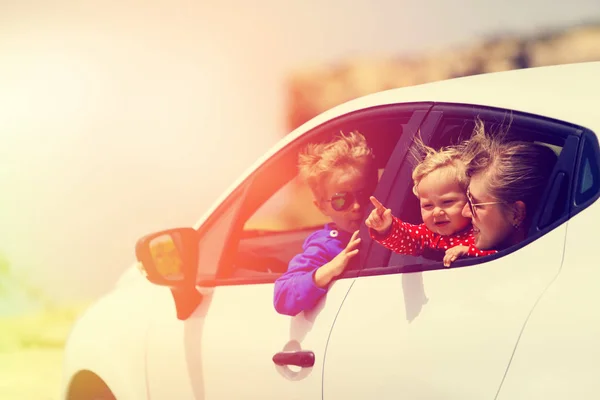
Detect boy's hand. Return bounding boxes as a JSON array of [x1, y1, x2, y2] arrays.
[[443, 245, 469, 267], [314, 230, 361, 287], [330, 229, 361, 276], [365, 196, 393, 235]]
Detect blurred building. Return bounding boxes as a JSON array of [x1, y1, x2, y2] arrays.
[[286, 23, 600, 130]]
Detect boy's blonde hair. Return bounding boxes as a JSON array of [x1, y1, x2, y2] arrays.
[[298, 131, 375, 200], [410, 134, 468, 197]]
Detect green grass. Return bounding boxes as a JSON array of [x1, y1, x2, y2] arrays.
[[0, 302, 90, 352]]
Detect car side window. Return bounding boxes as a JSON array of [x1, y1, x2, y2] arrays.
[[244, 175, 330, 233], [378, 105, 582, 271], [195, 189, 246, 283], [210, 106, 430, 284], [245, 167, 387, 233]]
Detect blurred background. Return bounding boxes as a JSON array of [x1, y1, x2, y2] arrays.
[[1, 0, 600, 398]]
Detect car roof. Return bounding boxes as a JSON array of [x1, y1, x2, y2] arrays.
[[195, 62, 600, 229], [303, 61, 600, 135]]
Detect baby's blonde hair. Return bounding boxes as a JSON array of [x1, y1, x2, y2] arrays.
[[298, 131, 374, 199], [410, 134, 468, 197]]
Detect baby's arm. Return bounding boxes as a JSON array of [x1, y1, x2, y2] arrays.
[[366, 196, 425, 256], [443, 245, 469, 267], [466, 245, 497, 257], [443, 244, 497, 267], [370, 216, 424, 256]]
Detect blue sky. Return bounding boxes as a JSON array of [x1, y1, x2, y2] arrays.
[[1, 0, 599, 302]]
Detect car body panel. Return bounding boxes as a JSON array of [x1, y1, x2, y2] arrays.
[[144, 279, 355, 399], [496, 199, 600, 399], [61, 278, 160, 399], [323, 225, 567, 399]]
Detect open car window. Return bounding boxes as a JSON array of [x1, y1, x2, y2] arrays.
[[209, 104, 433, 284], [356, 104, 585, 275]]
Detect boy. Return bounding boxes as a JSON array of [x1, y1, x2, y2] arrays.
[[273, 131, 377, 316]]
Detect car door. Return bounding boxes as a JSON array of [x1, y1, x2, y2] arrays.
[[495, 128, 600, 399], [142, 103, 433, 399], [323, 104, 580, 399]]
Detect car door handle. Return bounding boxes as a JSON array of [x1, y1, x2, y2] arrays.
[[272, 350, 315, 368]]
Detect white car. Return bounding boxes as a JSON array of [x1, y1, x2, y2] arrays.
[[61, 62, 600, 400]]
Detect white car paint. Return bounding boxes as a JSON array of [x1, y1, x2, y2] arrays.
[[61, 278, 159, 399], [144, 280, 354, 399], [61, 62, 600, 399], [323, 226, 567, 399], [495, 200, 600, 399]]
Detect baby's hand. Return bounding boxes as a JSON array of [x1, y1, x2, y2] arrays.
[[365, 196, 393, 235], [443, 245, 469, 267]]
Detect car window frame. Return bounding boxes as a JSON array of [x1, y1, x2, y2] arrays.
[[197, 102, 434, 287], [337, 108, 435, 277], [355, 102, 586, 278]]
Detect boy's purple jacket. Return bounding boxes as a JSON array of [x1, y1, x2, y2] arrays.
[[273, 223, 352, 316]]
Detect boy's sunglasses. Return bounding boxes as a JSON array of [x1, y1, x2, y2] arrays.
[[326, 189, 371, 212]]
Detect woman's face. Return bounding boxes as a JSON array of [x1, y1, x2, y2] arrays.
[[461, 172, 522, 250]]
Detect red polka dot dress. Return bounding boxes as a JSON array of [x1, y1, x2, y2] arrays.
[[370, 216, 497, 257]]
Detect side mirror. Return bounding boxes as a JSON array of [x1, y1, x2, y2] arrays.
[[135, 227, 204, 320], [135, 227, 199, 290]]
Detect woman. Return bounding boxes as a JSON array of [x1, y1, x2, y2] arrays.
[[460, 120, 559, 251]]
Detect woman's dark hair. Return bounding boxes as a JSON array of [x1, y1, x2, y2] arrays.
[[462, 119, 558, 225]]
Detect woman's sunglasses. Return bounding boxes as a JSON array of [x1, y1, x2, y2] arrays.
[[326, 189, 371, 212], [466, 188, 504, 217]]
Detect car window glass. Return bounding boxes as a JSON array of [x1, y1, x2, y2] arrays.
[[576, 136, 600, 205], [195, 188, 246, 282], [244, 176, 329, 232], [245, 168, 386, 233], [219, 111, 417, 282], [581, 160, 593, 193]]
